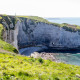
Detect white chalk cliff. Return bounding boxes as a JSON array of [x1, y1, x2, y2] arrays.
[[1, 15, 80, 49]]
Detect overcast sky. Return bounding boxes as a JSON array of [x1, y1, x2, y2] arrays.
[[0, 0, 80, 17]]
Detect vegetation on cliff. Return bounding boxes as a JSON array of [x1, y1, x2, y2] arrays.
[[0, 24, 18, 53], [18, 16, 49, 23], [0, 24, 3, 39], [0, 52, 80, 80], [18, 16, 80, 32], [0, 14, 80, 32]]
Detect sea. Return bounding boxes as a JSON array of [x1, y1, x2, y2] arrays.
[[46, 17, 80, 26]]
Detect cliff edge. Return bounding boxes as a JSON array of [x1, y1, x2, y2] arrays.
[[0, 15, 80, 50]]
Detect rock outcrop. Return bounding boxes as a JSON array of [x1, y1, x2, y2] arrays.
[[0, 15, 80, 50]]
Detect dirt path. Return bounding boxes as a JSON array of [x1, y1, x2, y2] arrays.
[[0, 48, 15, 54]]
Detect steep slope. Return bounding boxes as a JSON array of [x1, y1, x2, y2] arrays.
[[0, 52, 80, 80]]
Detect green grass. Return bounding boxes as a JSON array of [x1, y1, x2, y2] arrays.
[[0, 40, 18, 53], [0, 24, 18, 53], [0, 52, 80, 80], [0, 24, 3, 39], [17, 16, 80, 32], [18, 16, 49, 23]]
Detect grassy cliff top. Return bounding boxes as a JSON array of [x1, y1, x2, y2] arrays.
[[0, 14, 80, 32], [0, 52, 80, 80], [18, 16, 49, 23], [15, 15, 80, 32]]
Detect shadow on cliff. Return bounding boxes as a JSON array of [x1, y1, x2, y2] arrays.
[[20, 47, 80, 56], [37, 48, 80, 54]]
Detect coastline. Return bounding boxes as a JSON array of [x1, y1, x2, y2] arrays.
[[30, 52, 61, 62]]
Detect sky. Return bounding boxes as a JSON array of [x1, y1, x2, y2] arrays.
[[0, 0, 80, 17]]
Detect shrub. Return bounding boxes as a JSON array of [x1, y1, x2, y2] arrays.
[[38, 57, 44, 63]]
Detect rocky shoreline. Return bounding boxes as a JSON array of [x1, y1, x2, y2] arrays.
[[20, 46, 80, 65], [30, 52, 60, 62]]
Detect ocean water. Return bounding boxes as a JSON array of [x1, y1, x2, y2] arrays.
[[46, 18, 80, 26], [55, 53, 80, 66], [46, 18, 80, 66]]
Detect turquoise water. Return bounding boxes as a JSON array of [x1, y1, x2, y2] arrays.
[[46, 18, 80, 26], [55, 53, 80, 66], [46, 18, 80, 66]]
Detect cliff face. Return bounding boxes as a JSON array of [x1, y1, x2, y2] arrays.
[[1, 15, 80, 49]]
